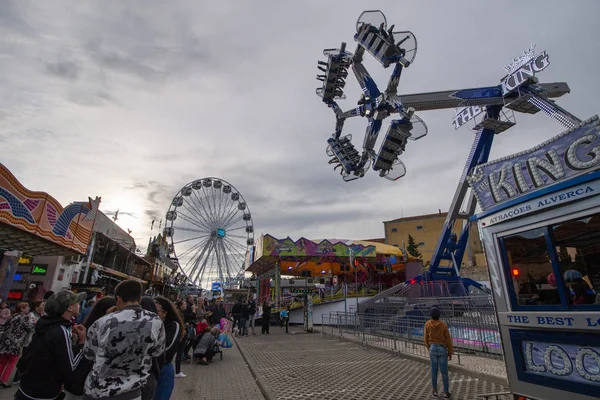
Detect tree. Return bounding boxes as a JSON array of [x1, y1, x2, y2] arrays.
[[407, 234, 422, 258]]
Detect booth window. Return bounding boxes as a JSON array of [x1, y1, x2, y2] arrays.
[[416, 225, 423, 230], [551, 213, 600, 308], [502, 227, 562, 307]]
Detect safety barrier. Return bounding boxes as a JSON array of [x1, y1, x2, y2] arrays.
[[322, 295, 503, 362]]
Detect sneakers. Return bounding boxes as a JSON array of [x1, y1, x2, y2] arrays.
[[432, 389, 438, 397], [175, 372, 187, 378], [443, 393, 451, 398]]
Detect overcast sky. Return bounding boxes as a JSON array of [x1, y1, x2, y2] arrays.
[[1, 0, 599, 251]]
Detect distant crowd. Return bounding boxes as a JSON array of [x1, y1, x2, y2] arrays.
[[0, 281, 241, 400]]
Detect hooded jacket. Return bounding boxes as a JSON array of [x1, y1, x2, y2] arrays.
[[16, 316, 93, 399], [424, 319, 454, 356]]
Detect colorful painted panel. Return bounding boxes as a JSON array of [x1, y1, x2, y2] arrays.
[[261, 235, 377, 258], [0, 164, 100, 254]]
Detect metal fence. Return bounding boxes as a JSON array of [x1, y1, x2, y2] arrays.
[[322, 295, 503, 362]]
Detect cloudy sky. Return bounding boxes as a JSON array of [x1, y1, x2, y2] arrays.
[[1, 0, 599, 251]]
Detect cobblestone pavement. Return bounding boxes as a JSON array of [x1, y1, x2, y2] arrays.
[[235, 327, 509, 400], [333, 330, 508, 382], [0, 340, 265, 400]]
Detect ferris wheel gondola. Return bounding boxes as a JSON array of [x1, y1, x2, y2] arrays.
[[164, 177, 254, 289]]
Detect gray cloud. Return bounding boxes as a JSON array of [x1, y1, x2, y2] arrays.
[[43, 60, 80, 81], [1, 0, 599, 255]]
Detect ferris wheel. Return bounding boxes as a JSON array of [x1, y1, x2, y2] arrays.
[[163, 177, 254, 289]]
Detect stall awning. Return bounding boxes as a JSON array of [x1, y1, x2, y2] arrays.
[[0, 223, 80, 257], [90, 263, 147, 284]]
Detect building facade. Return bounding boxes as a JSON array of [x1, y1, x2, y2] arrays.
[[383, 211, 486, 268]]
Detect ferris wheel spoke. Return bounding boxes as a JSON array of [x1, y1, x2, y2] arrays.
[[189, 189, 216, 228], [183, 197, 214, 230], [209, 187, 221, 222], [223, 215, 244, 230], [224, 240, 243, 275], [197, 241, 216, 288], [224, 236, 248, 252], [220, 207, 242, 229], [215, 192, 232, 223], [188, 238, 212, 285], [177, 236, 209, 261], [182, 244, 205, 284], [219, 193, 241, 221], [227, 233, 249, 240], [189, 192, 217, 229], [221, 240, 241, 279], [215, 241, 225, 284], [199, 186, 218, 226], [174, 226, 209, 235], [227, 225, 247, 232], [174, 234, 211, 245], [177, 209, 212, 232], [219, 240, 233, 281]]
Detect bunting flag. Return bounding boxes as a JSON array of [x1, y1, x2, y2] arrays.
[[151, 219, 155, 230]]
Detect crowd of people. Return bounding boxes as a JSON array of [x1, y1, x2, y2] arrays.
[[0, 281, 248, 400], [0, 285, 294, 400]]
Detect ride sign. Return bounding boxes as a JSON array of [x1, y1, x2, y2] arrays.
[[469, 116, 600, 211], [501, 44, 550, 95]]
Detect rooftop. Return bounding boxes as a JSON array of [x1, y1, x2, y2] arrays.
[[383, 211, 448, 224]]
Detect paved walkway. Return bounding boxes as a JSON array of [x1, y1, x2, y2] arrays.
[[236, 326, 509, 400], [0, 340, 265, 400], [0, 327, 509, 400], [330, 329, 508, 383]]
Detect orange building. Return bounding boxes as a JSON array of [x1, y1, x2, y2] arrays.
[[383, 211, 486, 268]]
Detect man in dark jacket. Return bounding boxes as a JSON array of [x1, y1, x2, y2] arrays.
[[15, 290, 91, 400], [231, 298, 243, 333], [183, 295, 196, 323], [209, 298, 227, 326], [247, 297, 257, 335]]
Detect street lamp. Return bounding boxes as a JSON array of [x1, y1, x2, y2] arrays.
[[349, 248, 359, 313]]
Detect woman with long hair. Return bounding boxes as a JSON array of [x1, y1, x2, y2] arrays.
[[83, 297, 117, 329], [0, 302, 34, 388], [140, 296, 163, 400], [153, 296, 185, 400]]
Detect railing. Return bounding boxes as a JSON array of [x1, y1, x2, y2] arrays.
[[322, 295, 503, 361]]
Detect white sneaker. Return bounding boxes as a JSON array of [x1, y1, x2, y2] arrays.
[[175, 372, 187, 378]]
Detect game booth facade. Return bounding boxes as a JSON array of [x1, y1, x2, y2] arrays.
[[473, 117, 600, 400], [246, 234, 410, 311]]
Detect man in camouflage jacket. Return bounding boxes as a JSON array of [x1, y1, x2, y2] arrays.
[[83, 280, 165, 400]]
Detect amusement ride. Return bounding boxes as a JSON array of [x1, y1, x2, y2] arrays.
[[163, 177, 254, 289], [316, 10, 581, 292]]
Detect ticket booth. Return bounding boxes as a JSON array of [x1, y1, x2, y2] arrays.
[[471, 116, 600, 399]]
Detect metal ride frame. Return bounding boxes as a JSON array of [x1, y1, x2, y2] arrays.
[[316, 10, 581, 294]]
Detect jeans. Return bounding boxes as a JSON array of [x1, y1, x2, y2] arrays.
[[249, 314, 255, 333], [429, 344, 449, 393], [240, 318, 248, 336], [154, 363, 175, 400]]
